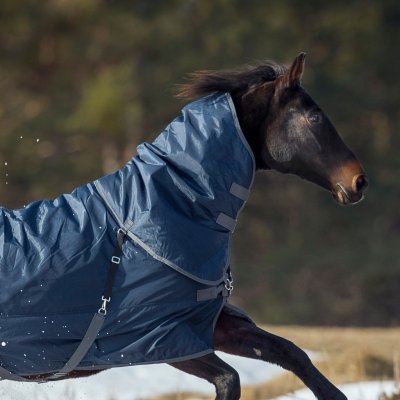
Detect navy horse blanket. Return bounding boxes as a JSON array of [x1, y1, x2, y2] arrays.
[[0, 93, 254, 377]]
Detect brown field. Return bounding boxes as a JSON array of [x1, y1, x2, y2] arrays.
[[152, 326, 400, 400]]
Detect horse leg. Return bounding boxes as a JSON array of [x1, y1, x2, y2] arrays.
[[170, 353, 240, 400], [214, 305, 347, 400]]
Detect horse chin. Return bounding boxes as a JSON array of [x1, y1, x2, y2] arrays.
[[332, 183, 364, 206]]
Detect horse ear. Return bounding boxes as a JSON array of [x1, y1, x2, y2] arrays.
[[277, 52, 306, 90], [288, 52, 306, 85]]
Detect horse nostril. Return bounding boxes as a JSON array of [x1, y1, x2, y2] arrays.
[[353, 174, 368, 194]]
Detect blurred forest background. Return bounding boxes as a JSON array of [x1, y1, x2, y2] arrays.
[[0, 0, 399, 326]]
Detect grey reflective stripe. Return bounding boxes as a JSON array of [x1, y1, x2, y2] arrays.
[[47, 312, 105, 380], [230, 182, 250, 201], [0, 365, 31, 382], [226, 93, 256, 169], [216, 213, 236, 232], [121, 219, 134, 232], [95, 181, 226, 286], [93, 181, 124, 227], [93, 181, 134, 235]]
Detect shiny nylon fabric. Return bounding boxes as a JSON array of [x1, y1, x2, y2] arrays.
[[95, 93, 255, 283], [0, 93, 254, 376]]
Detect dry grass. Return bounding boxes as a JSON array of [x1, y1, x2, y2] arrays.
[[151, 326, 400, 400]]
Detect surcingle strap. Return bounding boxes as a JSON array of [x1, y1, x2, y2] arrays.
[[0, 365, 32, 382], [45, 313, 106, 381], [0, 313, 107, 383]]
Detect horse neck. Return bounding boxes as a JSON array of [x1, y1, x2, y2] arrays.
[[231, 90, 272, 170]]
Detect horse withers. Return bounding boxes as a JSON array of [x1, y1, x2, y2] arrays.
[[0, 54, 367, 400]]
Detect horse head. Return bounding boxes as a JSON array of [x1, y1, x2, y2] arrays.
[[237, 53, 368, 205], [179, 53, 368, 205]]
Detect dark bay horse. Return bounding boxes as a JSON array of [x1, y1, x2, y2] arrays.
[[5, 54, 367, 400], [171, 53, 367, 400]]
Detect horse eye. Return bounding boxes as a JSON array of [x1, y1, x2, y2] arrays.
[[307, 112, 322, 124]]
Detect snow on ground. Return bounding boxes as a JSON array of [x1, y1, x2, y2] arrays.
[[0, 352, 397, 400], [276, 381, 398, 400], [0, 351, 284, 400]]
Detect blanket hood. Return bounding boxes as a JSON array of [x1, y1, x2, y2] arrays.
[[94, 93, 255, 284]]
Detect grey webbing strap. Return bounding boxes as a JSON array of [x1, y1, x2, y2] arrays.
[[197, 286, 221, 301], [0, 313, 106, 382], [46, 227, 128, 381], [46, 312, 105, 380], [1, 226, 126, 383], [197, 280, 233, 301], [0, 365, 32, 382], [44, 227, 127, 382]]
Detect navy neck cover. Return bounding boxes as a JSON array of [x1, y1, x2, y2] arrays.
[[95, 92, 255, 283]]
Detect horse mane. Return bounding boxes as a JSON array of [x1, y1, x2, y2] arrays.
[[176, 61, 287, 100]]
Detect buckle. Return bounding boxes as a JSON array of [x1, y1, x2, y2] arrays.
[[111, 256, 121, 264], [98, 296, 110, 315], [224, 278, 234, 295]]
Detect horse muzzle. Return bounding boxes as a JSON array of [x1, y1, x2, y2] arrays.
[[332, 173, 368, 205]]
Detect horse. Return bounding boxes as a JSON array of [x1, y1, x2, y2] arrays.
[[0, 53, 367, 400]]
